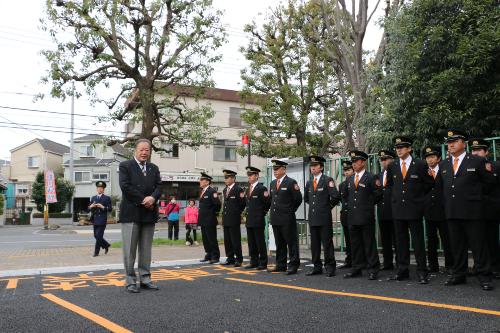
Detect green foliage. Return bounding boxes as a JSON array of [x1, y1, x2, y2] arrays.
[[31, 172, 75, 213], [367, 0, 500, 150]]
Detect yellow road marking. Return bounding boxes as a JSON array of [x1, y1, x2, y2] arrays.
[[41, 293, 133, 333], [226, 278, 500, 317], [0, 277, 34, 289]]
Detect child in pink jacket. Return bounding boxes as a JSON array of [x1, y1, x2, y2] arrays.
[[184, 199, 199, 246]]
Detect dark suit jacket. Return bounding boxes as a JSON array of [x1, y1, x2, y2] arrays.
[[222, 184, 246, 226], [341, 171, 382, 225], [441, 153, 496, 220], [376, 170, 393, 221], [424, 161, 446, 221], [483, 160, 500, 220], [387, 157, 433, 220], [269, 175, 302, 226], [198, 186, 221, 227], [339, 180, 349, 226], [245, 183, 271, 228], [304, 174, 340, 226], [118, 159, 162, 223], [89, 194, 112, 226]]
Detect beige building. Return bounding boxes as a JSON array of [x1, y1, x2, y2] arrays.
[[8, 139, 69, 209], [124, 85, 268, 200]]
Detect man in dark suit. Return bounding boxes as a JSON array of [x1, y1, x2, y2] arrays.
[[89, 181, 112, 257], [338, 161, 354, 269], [269, 159, 303, 275], [441, 131, 495, 291], [377, 149, 397, 270], [222, 169, 246, 267], [304, 155, 340, 277], [342, 150, 382, 280], [422, 145, 453, 273], [119, 139, 162, 293], [387, 136, 433, 284], [469, 138, 500, 280], [244, 166, 271, 270], [198, 172, 222, 264]]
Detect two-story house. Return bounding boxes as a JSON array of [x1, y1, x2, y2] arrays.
[[8, 139, 69, 210], [124, 85, 268, 201], [62, 134, 129, 220]]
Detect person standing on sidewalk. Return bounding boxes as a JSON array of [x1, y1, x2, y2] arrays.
[[221, 170, 246, 267], [119, 138, 162, 293], [89, 181, 112, 257], [304, 155, 340, 277], [184, 199, 199, 246], [244, 166, 271, 270], [165, 196, 180, 240], [198, 172, 222, 264], [338, 161, 354, 270]]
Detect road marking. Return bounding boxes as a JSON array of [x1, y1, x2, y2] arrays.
[[0, 277, 34, 289], [41, 293, 133, 333], [226, 278, 500, 317]]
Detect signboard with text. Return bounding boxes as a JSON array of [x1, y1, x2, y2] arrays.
[[44, 170, 58, 204]]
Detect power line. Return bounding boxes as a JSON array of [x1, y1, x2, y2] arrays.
[[0, 105, 102, 118]]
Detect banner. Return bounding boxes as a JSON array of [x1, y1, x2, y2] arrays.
[[44, 170, 58, 204]]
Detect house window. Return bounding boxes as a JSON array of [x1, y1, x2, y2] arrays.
[[160, 143, 179, 158], [229, 107, 247, 127], [27, 156, 40, 168], [79, 145, 95, 157], [74, 171, 91, 183], [213, 140, 237, 161], [92, 172, 109, 181], [16, 184, 29, 195]]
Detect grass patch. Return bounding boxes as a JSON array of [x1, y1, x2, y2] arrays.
[[110, 237, 247, 248]]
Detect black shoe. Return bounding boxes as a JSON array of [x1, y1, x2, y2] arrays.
[[418, 274, 429, 284], [209, 259, 219, 264], [126, 284, 140, 293], [286, 268, 298, 275], [92, 253, 99, 257], [389, 271, 409, 281], [223, 261, 235, 266], [337, 263, 352, 269], [234, 262, 242, 267], [344, 271, 362, 278], [200, 258, 209, 263], [444, 276, 466, 286], [269, 267, 287, 273], [140, 282, 159, 290], [305, 269, 323, 276], [368, 273, 378, 280], [245, 264, 258, 269], [326, 270, 336, 277], [104, 246, 109, 255], [257, 265, 267, 270], [381, 264, 394, 271], [480, 282, 494, 291]]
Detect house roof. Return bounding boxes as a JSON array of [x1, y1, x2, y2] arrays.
[[73, 135, 130, 157], [11, 138, 69, 155]]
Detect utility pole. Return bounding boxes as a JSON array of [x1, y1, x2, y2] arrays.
[[69, 81, 75, 219]]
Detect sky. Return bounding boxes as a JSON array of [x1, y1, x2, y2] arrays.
[[0, 0, 384, 161]]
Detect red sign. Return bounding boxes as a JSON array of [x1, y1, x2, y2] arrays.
[[242, 134, 249, 145], [44, 170, 58, 204]]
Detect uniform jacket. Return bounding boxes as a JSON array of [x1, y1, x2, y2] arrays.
[[245, 183, 271, 228], [198, 186, 221, 227], [89, 194, 112, 226], [341, 171, 382, 225], [483, 160, 500, 220], [304, 174, 340, 226], [376, 170, 393, 221], [441, 153, 496, 220], [269, 175, 302, 226], [339, 180, 349, 226], [222, 184, 246, 226], [424, 161, 446, 221], [387, 157, 433, 220], [118, 159, 162, 223]]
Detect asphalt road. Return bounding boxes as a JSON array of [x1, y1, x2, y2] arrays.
[[1, 261, 499, 332]]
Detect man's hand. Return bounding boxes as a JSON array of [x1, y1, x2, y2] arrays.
[[142, 196, 156, 209]]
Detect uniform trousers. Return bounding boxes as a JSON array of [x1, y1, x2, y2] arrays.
[[273, 223, 300, 270], [394, 219, 428, 275], [247, 226, 267, 266], [223, 225, 243, 263], [201, 225, 220, 260], [309, 224, 336, 272]]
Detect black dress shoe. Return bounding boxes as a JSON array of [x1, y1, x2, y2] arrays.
[[305, 270, 322, 276], [286, 268, 298, 275], [256, 265, 267, 270], [126, 284, 140, 293], [209, 259, 219, 264], [104, 246, 109, 255], [223, 261, 235, 266], [269, 267, 287, 273], [326, 270, 336, 277], [381, 265, 394, 271], [389, 272, 409, 281], [199, 258, 209, 262], [444, 276, 466, 286], [343, 271, 362, 278], [368, 273, 378, 280], [140, 282, 159, 290], [244, 264, 258, 269], [92, 253, 99, 257], [234, 262, 242, 267], [480, 282, 494, 291], [337, 263, 352, 270]]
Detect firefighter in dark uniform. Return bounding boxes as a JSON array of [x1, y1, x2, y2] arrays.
[[377, 149, 397, 270], [469, 138, 500, 280], [338, 161, 354, 269], [422, 145, 453, 273], [89, 181, 112, 257], [342, 150, 382, 280], [198, 172, 222, 264], [244, 166, 271, 270], [221, 170, 246, 267], [387, 136, 433, 284], [442, 130, 494, 291], [269, 159, 303, 275], [304, 155, 340, 277]]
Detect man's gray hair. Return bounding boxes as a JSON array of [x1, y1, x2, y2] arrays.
[[135, 138, 152, 149]]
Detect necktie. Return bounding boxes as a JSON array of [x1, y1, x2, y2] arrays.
[[276, 178, 281, 190], [225, 186, 230, 198], [453, 158, 459, 174], [313, 178, 317, 191], [140, 162, 146, 176], [248, 184, 254, 197], [383, 171, 387, 187], [199, 188, 205, 199], [431, 169, 436, 179], [402, 161, 407, 179], [354, 174, 359, 189]]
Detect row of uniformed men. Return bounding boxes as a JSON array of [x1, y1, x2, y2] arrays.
[[195, 130, 499, 291]]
